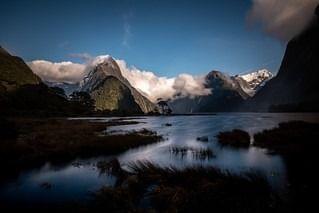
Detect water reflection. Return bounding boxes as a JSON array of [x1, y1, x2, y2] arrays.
[[1, 113, 319, 204], [169, 146, 215, 160]]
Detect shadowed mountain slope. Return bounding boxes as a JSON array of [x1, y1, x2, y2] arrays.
[[249, 6, 319, 112]]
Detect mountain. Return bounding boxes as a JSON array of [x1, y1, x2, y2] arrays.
[[0, 46, 40, 92], [249, 5, 319, 112], [169, 71, 247, 113], [169, 69, 273, 113], [81, 56, 156, 113], [0, 46, 89, 116], [44, 81, 80, 96]]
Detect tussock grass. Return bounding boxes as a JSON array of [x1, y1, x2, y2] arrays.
[[169, 146, 215, 160], [93, 161, 278, 212]]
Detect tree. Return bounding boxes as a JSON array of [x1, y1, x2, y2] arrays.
[[50, 86, 67, 98], [157, 99, 172, 115], [70, 91, 95, 112]]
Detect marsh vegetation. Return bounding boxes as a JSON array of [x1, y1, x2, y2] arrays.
[[0, 118, 162, 179], [169, 146, 214, 160], [91, 160, 279, 212], [1, 115, 319, 212]]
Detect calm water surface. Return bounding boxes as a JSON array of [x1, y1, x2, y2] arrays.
[[1, 113, 319, 204]]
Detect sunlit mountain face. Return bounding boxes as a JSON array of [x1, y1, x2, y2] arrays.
[[1, 1, 319, 212]]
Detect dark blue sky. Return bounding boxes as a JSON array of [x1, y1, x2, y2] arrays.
[[0, 0, 285, 77]]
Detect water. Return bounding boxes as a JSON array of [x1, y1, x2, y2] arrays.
[[1, 113, 319, 205]]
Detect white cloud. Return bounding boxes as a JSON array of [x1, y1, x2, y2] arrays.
[[27, 60, 87, 84], [247, 0, 319, 41], [116, 60, 211, 102], [173, 74, 211, 98], [28, 56, 211, 102], [115, 59, 175, 101]]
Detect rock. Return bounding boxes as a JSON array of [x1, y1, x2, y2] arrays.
[[40, 182, 52, 190], [216, 129, 250, 148], [196, 136, 209, 142]]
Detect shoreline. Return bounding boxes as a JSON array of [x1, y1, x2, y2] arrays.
[[1, 117, 318, 211]]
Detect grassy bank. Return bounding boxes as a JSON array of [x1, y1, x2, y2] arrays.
[[0, 118, 162, 179]]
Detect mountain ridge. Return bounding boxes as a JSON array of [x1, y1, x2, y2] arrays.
[[169, 69, 272, 113]]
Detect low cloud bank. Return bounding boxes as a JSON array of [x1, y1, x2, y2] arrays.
[[247, 0, 319, 41], [116, 60, 211, 102], [28, 56, 211, 102], [28, 60, 87, 84]]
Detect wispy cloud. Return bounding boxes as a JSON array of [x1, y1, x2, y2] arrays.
[[122, 22, 132, 47], [69, 53, 93, 62], [58, 41, 71, 49], [121, 13, 133, 48]]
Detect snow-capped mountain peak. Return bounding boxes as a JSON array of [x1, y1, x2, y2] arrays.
[[239, 69, 273, 89]]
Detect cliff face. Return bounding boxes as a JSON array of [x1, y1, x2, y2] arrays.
[[250, 7, 319, 111]]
